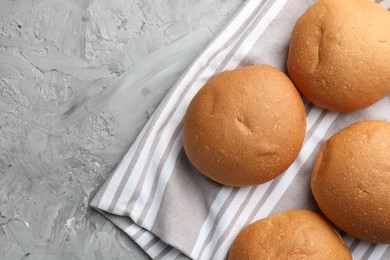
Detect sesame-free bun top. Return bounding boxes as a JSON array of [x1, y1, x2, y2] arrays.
[[183, 65, 306, 187], [312, 120, 390, 243], [228, 209, 352, 260], [287, 0, 390, 112]]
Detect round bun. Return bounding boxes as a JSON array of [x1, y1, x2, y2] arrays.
[[228, 209, 352, 260], [287, 0, 390, 112], [183, 65, 306, 186], [312, 120, 390, 243]]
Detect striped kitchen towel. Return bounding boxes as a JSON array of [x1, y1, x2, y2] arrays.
[[90, 0, 390, 259]]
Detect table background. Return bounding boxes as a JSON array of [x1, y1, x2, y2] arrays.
[[0, 0, 244, 259]]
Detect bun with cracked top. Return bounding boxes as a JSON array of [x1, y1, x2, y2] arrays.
[[287, 0, 390, 112], [228, 209, 352, 260], [312, 120, 390, 243], [183, 65, 306, 186]]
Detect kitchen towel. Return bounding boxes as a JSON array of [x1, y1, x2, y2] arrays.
[[90, 0, 390, 259]]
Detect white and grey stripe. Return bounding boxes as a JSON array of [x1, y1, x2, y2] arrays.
[[91, 0, 390, 259], [95, 0, 263, 214], [108, 0, 269, 218]]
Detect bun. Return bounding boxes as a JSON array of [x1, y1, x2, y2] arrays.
[[228, 209, 352, 260], [287, 0, 390, 112], [312, 120, 390, 243], [183, 65, 306, 186]]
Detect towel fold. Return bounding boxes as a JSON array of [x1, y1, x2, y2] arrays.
[[91, 0, 390, 259]]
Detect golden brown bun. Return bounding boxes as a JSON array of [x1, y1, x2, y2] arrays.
[[287, 0, 390, 112], [228, 209, 352, 260], [183, 65, 306, 186], [312, 120, 390, 243]]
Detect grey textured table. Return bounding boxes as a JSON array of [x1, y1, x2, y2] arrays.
[[0, 0, 244, 259]]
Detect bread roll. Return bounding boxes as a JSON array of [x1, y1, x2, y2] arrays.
[[183, 65, 306, 186], [312, 120, 390, 243], [287, 0, 390, 112], [228, 209, 352, 260]]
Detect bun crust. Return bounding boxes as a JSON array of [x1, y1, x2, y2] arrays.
[[312, 120, 390, 243], [228, 209, 352, 260], [183, 65, 306, 186], [287, 0, 390, 112]]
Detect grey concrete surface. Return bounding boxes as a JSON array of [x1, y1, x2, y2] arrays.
[[0, 0, 244, 259]]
